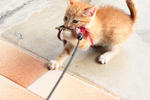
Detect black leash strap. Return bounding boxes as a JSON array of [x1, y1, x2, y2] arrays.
[[56, 25, 67, 46], [46, 33, 83, 100]]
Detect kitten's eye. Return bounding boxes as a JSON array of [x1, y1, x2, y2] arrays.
[[73, 20, 78, 24], [64, 16, 68, 21]]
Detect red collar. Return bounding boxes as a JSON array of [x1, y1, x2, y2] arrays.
[[78, 27, 94, 46]]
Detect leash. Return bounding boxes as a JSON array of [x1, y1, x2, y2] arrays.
[[46, 28, 83, 100]]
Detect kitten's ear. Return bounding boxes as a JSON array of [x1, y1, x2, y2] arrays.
[[84, 6, 97, 16], [68, 0, 76, 5]]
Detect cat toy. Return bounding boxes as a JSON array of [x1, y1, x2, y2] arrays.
[[56, 25, 94, 46], [46, 25, 93, 100], [55, 25, 67, 46]]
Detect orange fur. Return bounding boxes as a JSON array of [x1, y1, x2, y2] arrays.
[[48, 0, 137, 69]]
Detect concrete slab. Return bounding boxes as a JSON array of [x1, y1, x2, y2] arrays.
[[1, 0, 68, 59], [0, 0, 52, 34], [1, 0, 150, 100]]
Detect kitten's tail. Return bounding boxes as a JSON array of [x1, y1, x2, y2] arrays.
[[126, 0, 137, 23]]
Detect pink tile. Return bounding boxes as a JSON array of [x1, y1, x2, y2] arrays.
[[0, 75, 44, 100], [0, 40, 48, 87]]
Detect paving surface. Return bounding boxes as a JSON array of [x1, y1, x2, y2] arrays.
[[0, 75, 44, 100], [0, 40, 48, 87], [0, 40, 120, 100], [1, 0, 150, 100], [0, 0, 52, 33], [28, 70, 121, 100]]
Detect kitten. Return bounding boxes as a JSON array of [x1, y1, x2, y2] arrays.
[[48, 0, 137, 70]]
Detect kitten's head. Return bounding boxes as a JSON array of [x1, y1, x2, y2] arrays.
[[64, 0, 96, 30]]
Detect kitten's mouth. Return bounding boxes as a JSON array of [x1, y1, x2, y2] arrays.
[[57, 25, 94, 46], [63, 26, 87, 39], [71, 27, 84, 38], [63, 26, 79, 38]]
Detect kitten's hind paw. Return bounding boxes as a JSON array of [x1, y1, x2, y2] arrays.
[[48, 60, 60, 70]]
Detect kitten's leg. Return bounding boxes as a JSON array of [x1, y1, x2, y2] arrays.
[[79, 39, 91, 50], [48, 43, 74, 70], [98, 45, 120, 64]]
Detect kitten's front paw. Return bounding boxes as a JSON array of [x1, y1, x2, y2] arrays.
[[48, 60, 60, 70], [98, 53, 111, 64]]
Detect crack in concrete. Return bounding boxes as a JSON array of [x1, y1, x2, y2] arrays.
[[0, 0, 34, 24]]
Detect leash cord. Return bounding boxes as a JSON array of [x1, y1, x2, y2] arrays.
[[46, 34, 82, 100]]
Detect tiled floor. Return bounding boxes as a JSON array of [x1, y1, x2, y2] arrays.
[[0, 40, 48, 87], [0, 39, 121, 100], [0, 75, 44, 100], [28, 70, 121, 100]]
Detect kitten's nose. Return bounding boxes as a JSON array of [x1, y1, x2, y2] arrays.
[[65, 22, 71, 27], [64, 24, 69, 28], [65, 25, 72, 30], [65, 25, 70, 28]]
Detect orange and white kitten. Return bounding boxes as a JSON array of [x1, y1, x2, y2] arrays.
[[48, 0, 137, 70]]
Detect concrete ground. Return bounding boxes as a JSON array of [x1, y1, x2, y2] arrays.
[[1, 0, 150, 100]]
